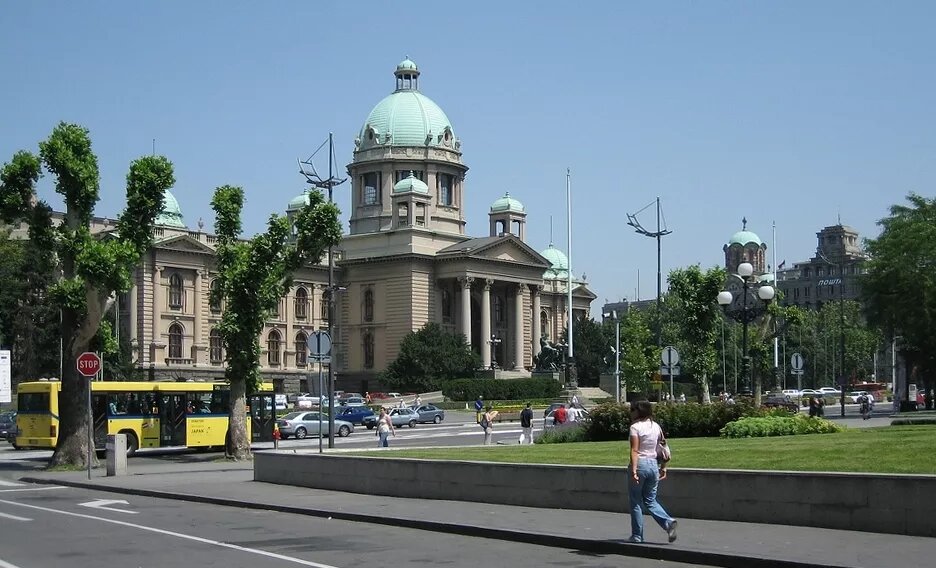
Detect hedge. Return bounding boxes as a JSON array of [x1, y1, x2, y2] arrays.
[[720, 415, 844, 438], [442, 378, 562, 402]]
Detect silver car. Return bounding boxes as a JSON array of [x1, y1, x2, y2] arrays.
[[363, 407, 420, 429], [277, 411, 354, 439]]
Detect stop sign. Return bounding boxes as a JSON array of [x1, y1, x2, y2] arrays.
[[76, 352, 102, 377]]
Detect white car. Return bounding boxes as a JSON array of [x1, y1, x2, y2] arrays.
[[818, 387, 841, 395], [847, 391, 874, 404], [782, 389, 801, 398]]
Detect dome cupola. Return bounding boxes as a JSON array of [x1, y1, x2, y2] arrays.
[[723, 217, 768, 276], [490, 192, 525, 214], [155, 189, 186, 228], [392, 172, 429, 194]]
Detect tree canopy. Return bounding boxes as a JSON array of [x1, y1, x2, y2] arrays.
[[381, 323, 481, 391]]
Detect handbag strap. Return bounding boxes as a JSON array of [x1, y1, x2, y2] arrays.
[[653, 419, 667, 444]]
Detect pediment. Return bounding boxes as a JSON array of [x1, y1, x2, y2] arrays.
[[153, 234, 216, 255], [438, 235, 549, 268]]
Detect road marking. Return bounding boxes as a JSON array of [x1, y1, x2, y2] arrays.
[[0, 486, 64, 493], [79, 499, 138, 514], [0, 558, 25, 568], [0, 498, 341, 568], [0, 480, 22, 487], [0, 511, 31, 521]]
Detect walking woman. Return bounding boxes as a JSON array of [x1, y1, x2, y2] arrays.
[[376, 408, 395, 448], [628, 400, 677, 544], [482, 406, 498, 445]]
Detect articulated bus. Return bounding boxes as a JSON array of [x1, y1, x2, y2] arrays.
[[15, 380, 275, 454]]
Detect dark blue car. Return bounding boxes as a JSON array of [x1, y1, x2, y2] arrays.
[[334, 405, 375, 425]]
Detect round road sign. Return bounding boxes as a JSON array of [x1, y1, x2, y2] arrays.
[[307, 330, 332, 357], [76, 352, 102, 377], [661, 346, 680, 367]]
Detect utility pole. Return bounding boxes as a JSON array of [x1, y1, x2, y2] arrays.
[[627, 197, 672, 348], [299, 133, 347, 448]]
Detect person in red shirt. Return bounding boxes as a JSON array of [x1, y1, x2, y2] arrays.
[[554, 405, 568, 425]]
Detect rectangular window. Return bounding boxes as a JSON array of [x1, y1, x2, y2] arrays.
[[362, 172, 381, 205], [438, 173, 454, 206], [395, 170, 424, 182], [805, 287, 810, 298], [17, 392, 49, 412]]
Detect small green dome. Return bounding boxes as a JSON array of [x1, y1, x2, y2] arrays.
[[393, 172, 429, 194], [155, 190, 185, 228], [490, 192, 525, 214], [729, 230, 762, 247], [397, 57, 418, 71], [540, 244, 576, 280], [287, 191, 311, 211]]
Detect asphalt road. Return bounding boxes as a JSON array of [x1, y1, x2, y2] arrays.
[[0, 482, 706, 568]]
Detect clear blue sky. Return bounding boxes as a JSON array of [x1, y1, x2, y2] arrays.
[[2, 1, 933, 314]]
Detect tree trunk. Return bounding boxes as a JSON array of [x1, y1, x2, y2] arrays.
[[226, 378, 251, 460], [700, 373, 711, 403], [48, 310, 97, 469]]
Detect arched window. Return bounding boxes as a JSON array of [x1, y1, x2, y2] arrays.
[[441, 289, 452, 322], [295, 331, 308, 367], [267, 330, 282, 366], [363, 331, 375, 369], [209, 279, 222, 313], [209, 329, 223, 364], [168, 323, 184, 359], [295, 287, 308, 320], [540, 310, 549, 339], [364, 289, 374, 322], [493, 296, 504, 324], [320, 296, 329, 322], [168, 273, 183, 309]]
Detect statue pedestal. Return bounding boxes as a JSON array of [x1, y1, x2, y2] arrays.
[[532, 370, 562, 383]]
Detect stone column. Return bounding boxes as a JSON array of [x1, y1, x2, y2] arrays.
[[481, 279, 492, 368], [531, 284, 541, 359], [150, 265, 163, 365], [513, 284, 524, 370], [192, 270, 204, 364], [458, 276, 473, 347], [129, 270, 138, 347], [285, 288, 295, 370]]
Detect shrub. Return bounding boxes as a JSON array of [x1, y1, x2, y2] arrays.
[[584, 401, 785, 441], [536, 424, 587, 444], [442, 378, 562, 402], [584, 402, 633, 441], [720, 415, 844, 438]]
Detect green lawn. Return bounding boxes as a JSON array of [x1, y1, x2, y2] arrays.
[[356, 425, 936, 474]]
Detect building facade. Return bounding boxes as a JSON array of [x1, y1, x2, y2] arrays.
[[13, 59, 595, 394], [775, 224, 867, 310]]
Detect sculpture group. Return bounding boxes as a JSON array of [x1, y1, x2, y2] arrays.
[[533, 337, 566, 372]]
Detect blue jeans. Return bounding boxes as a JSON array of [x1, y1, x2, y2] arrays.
[[378, 431, 390, 447], [629, 458, 674, 541]]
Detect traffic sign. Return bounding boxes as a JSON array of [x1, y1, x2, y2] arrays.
[[307, 330, 332, 358], [791, 352, 804, 371], [76, 352, 102, 377], [661, 346, 680, 367], [660, 364, 681, 376]]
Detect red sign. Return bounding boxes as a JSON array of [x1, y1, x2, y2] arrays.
[[76, 352, 102, 377]]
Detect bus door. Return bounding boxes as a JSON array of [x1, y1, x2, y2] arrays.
[[158, 394, 187, 446], [91, 394, 109, 449], [249, 393, 274, 442]]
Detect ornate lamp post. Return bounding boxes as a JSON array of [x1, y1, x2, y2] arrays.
[[717, 262, 775, 404], [602, 310, 621, 403]]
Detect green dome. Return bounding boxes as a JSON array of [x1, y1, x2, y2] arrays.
[[729, 230, 762, 247], [490, 192, 525, 213], [397, 58, 418, 71], [287, 191, 311, 211], [540, 244, 575, 280], [358, 60, 456, 148], [155, 190, 185, 228], [393, 172, 429, 194]]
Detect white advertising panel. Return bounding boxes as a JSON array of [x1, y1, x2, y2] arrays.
[[0, 349, 11, 404]]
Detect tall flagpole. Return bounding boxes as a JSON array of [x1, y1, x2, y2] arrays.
[[566, 168, 573, 362], [773, 221, 779, 389]]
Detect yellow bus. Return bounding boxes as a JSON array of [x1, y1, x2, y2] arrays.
[[15, 380, 275, 455]]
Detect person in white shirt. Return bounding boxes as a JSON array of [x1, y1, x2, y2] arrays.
[[628, 400, 678, 544], [567, 404, 580, 422]]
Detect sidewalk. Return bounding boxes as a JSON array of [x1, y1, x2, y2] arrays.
[[20, 458, 935, 568]]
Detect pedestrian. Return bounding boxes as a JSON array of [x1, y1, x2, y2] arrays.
[[553, 404, 568, 426], [808, 396, 818, 417], [519, 403, 534, 444], [375, 408, 395, 448], [628, 400, 678, 544], [567, 403, 580, 422], [481, 406, 498, 445], [817, 396, 826, 417], [415, 394, 422, 407], [678, 393, 686, 403], [474, 396, 484, 424], [365, 391, 372, 404]]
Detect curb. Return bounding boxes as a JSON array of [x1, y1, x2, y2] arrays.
[[20, 476, 847, 568]]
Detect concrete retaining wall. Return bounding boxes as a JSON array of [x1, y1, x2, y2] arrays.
[[254, 452, 936, 537]]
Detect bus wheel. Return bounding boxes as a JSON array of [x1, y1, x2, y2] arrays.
[[121, 431, 139, 457]]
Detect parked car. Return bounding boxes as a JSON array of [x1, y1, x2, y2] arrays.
[[340, 396, 366, 406], [818, 387, 841, 395], [762, 395, 799, 413], [847, 391, 873, 404], [781, 389, 801, 398], [387, 392, 402, 399], [411, 404, 445, 424], [363, 407, 420, 429], [543, 402, 567, 418], [0, 411, 17, 444], [334, 405, 375, 425], [800, 389, 820, 395], [339, 392, 363, 402], [277, 411, 354, 439]]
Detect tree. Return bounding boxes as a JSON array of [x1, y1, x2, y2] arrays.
[[0, 122, 175, 467], [616, 308, 657, 397], [863, 192, 936, 408], [562, 317, 610, 387], [381, 323, 481, 392], [666, 265, 726, 403], [210, 185, 340, 460]]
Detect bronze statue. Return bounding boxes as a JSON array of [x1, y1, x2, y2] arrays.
[[534, 337, 564, 372]]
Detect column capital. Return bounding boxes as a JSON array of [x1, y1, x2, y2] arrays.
[[483, 278, 494, 291], [514, 282, 525, 296], [458, 276, 475, 289], [529, 283, 541, 295], [154, 265, 164, 274]]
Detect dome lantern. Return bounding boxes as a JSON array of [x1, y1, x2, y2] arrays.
[[395, 56, 420, 91]]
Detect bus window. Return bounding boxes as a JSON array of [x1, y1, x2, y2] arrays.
[[18, 392, 50, 412], [188, 392, 213, 414], [211, 388, 230, 414]]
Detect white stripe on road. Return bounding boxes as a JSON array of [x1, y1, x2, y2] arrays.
[[0, 499, 340, 568], [0, 486, 65, 493], [0, 558, 25, 568], [0, 480, 22, 487], [0, 511, 31, 521]]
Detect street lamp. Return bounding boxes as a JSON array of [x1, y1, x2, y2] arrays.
[[487, 335, 502, 370], [603, 310, 621, 403], [717, 262, 775, 404]]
